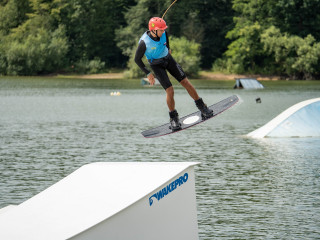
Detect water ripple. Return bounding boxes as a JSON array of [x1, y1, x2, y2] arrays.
[[1, 82, 320, 239]]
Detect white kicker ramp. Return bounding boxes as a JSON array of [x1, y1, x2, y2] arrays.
[[0, 162, 200, 240], [248, 98, 320, 138]]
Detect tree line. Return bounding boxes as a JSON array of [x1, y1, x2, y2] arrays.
[[0, 0, 319, 79]]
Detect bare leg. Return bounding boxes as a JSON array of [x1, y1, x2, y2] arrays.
[[166, 86, 175, 111], [180, 78, 200, 100]]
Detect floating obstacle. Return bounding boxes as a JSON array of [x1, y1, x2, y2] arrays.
[[0, 162, 199, 240], [248, 98, 320, 138], [110, 91, 121, 96], [234, 78, 264, 89]]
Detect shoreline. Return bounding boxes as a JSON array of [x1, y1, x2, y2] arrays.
[[54, 71, 281, 81], [199, 71, 281, 81]]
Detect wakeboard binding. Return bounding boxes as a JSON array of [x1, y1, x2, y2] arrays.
[[169, 109, 181, 131], [195, 98, 214, 120]]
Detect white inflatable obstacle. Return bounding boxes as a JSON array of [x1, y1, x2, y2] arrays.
[[234, 78, 264, 89], [0, 162, 200, 240], [248, 98, 320, 138]]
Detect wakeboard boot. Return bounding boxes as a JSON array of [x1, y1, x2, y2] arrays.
[[169, 109, 181, 131], [195, 98, 214, 120]]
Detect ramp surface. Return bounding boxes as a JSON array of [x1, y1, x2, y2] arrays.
[[248, 98, 320, 138], [0, 162, 199, 240]]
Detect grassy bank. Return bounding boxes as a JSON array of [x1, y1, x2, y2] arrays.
[[54, 70, 282, 81]]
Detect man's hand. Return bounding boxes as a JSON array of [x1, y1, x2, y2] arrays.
[[147, 73, 155, 86]]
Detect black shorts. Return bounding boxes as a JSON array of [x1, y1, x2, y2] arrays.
[[149, 54, 186, 90]]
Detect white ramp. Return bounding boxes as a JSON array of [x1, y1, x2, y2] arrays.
[[0, 162, 199, 240], [248, 98, 320, 138]]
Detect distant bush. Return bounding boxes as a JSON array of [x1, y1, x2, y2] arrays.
[[1, 24, 69, 75], [169, 36, 201, 77], [74, 58, 106, 74], [212, 22, 265, 74], [212, 24, 320, 79]]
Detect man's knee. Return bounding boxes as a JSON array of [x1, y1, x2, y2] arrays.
[[180, 78, 190, 87], [166, 86, 174, 96]]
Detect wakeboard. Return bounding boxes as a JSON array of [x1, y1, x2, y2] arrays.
[[141, 95, 239, 138]]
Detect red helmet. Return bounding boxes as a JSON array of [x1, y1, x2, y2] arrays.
[[148, 17, 168, 31]]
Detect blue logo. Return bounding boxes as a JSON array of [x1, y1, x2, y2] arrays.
[[149, 173, 188, 206]]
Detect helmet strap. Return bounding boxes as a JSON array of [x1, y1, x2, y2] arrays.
[[151, 30, 159, 38]]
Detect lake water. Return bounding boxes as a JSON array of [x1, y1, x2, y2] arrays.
[[1, 77, 320, 239]]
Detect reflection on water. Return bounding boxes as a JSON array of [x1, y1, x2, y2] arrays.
[[196, 137, 320, 239], [0, 77, 320, 239]]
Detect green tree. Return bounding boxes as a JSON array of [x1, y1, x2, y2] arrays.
[[169, 36, 201, 76], [1, 0, 136, 75], [60, 0, 135, 68], [183, 0, 234, 68], [165, 0, 234, 69], [216, 0, 320, 78], [0, 0, 30, 34], [261, 26, 320, 79], [0, 0, 69, 75], [214, 0, 278, 73], [271, 0, 320, 41], [223, 22, 265, 73]]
